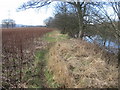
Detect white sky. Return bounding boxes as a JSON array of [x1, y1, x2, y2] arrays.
[[0, 0, 54, 25], [0, 0, 118, 25]]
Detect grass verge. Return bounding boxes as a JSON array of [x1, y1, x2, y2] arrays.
[[42, 30, 69, 42], [22, 50, 48, 88]]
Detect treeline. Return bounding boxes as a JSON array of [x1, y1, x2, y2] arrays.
[[44, 2, 119, 49], [18, 1, 120, 61]]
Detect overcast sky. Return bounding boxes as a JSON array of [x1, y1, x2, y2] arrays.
[[0, 0, 54, 25], [0, 0, 118, 26]]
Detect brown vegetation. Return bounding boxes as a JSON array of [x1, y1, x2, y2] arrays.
[[47, 39, 118, 88], [2, 27, 53, 88]]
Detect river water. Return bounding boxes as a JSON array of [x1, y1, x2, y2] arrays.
[[84, 35, 119, 54]]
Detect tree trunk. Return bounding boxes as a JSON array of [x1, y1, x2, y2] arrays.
[[108, 38, 111, 48], [103, 39, 106, 46], [76, 3, 84, 39], [118, 18, 120, 66], [117, 13, 120, 89]]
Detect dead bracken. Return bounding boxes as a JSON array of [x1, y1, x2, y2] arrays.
[[47, 39, 118, 88]]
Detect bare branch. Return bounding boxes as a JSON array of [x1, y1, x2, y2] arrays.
[[18, 0, 51, 11]]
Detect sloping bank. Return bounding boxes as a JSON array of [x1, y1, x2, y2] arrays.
[[46, 38, 118, 88]]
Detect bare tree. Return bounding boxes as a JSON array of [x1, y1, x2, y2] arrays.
[[2, 19, 16, 28], [18, 0, 91, 39], [19, 1, 119, 41], [92, 2, 120, 66], [110, 2, 120, 64]]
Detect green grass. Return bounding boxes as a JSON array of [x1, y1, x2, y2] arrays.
[[42, 30, 69, 42], [44, 68, 60, 88], [35, 50, 48, 61], [22, 49, 59, 88], [22, 49, 48, 88]]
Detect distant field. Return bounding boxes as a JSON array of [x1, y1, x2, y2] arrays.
[[2, 27, 53, 89], [2, 27, 53, 52]]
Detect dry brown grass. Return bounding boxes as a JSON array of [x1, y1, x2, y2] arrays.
[[47, 39, 118, 88]]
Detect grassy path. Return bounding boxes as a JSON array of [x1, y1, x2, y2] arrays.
[[23, 30, 69, 88], [37, 30, 69, 88], [36, 50, 48, 88], [23, 30, 118, 88]]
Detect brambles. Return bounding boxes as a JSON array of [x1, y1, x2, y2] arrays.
[[2, 27, 53, 89]]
